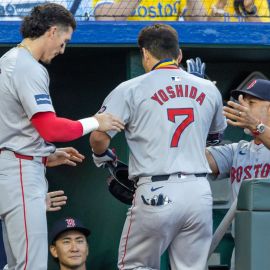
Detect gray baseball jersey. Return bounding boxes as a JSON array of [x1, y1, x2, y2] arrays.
[[207, 140, 270, 200], [102, 68, 227, 179], [99, 64, 227, 270], [0, 47, 56, 156]]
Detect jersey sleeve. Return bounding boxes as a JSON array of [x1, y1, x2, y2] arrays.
[[98, 81, 131, 138], [208, 83, 227, 134], [13, 63, 54, 119], [207, 143, 238, 174]]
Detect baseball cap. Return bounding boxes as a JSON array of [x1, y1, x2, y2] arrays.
[[49, 217, 91, 244], [231, 79, 270, 101]]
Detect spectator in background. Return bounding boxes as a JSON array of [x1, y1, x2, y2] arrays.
[[94, 0, 208, 21], [49, 217, 90, 270], [0, 0, 138, 21], [207, 0, 270, 22]]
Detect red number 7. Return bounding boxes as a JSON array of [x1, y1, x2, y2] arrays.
[[167, 108, 194, 148]]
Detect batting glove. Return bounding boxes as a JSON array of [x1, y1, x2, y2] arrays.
[[186, 57, 206, 78], [92, 148, 117, 168]]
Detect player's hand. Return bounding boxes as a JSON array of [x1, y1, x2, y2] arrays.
[[46, 190, 67, 212], [94, 113, 125, 132], [186, 57, 206, 78], [92, 148, 117, 168], [223, 95, 260, 131], [46, 147, 85, 167]]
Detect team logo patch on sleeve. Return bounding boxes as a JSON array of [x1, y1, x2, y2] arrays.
[[34, 94, 52, 105], [98, 105, 107, 113]]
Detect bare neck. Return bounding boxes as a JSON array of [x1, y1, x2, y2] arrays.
[[19, 38, 43, 61]]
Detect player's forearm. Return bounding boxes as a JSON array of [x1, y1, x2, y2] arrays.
[[95, 0, 141, 21], [31, 112, 99, 142], [90, 131, 111, 154], [205, 149, 220, 174]]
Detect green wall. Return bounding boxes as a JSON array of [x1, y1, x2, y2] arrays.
[[45, 46, 269, 270], [46, 47, 129, 270], [1, 44, 268, 269]]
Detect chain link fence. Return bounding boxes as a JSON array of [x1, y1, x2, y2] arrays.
[[0, 0, 269, 22]]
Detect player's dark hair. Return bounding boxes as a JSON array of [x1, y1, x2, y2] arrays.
[[138, 24, 180, 60], [21, 3, 76, 39]]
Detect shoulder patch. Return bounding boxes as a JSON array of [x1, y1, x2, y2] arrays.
[[34, 94, 51, 105]]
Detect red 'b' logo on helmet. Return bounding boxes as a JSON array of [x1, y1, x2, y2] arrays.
[[247, 80, 257, 89], [66, 218, 76, 227]]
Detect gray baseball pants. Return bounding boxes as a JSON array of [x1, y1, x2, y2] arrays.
[[0, 150, 48, 270], [118, 174, 212, 270]]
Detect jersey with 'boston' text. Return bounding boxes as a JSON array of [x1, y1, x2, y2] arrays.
[[207, 140, 270, 200]]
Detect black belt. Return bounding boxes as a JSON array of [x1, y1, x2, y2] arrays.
[[151, 173, 207, 182]]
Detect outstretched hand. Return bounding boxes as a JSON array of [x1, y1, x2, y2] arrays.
[[46, 147, 85, 167], [223, 95, 259, 130], [46, 190, 67, 212], [186, 57, 206, 78]]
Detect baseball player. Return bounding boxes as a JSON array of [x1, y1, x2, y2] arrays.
[[49, 217, 90, 270], [90, 24, 227, 270], [0, 4, 124, 270], [206, 79, 270, 270]]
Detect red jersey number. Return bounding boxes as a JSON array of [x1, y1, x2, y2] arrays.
[[167, 108, 194, 148]]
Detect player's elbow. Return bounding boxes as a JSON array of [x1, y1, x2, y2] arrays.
[[90, 131, 110, 152], [38, 129, 58, 142]]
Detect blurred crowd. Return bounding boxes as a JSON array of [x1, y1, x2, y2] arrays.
[[0, 0, 269, 22]]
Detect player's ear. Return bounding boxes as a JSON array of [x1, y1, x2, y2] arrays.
[[177, 49, 182, 66], [47, 26, 57, 39], [267, 101, 270, 115], [49, 244, 58, 258], [141, 48, 148, 60]]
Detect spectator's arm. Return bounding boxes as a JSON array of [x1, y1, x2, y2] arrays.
[[207, 0, 227, 21], [95, 0, 141, 21], [244, 0, 261, 22], [185, 0, 207, 21]]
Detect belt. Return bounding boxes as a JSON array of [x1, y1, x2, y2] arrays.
[[151, 173, 207, 182], [0, 149, 47, 165]]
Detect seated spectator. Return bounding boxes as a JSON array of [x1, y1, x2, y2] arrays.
[[207, 0, 270, 22], [49, 217, 90, 270]]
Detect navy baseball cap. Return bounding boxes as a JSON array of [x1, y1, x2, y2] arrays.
[[49, 217, 91, 244], [231, 79, 270, 101]]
